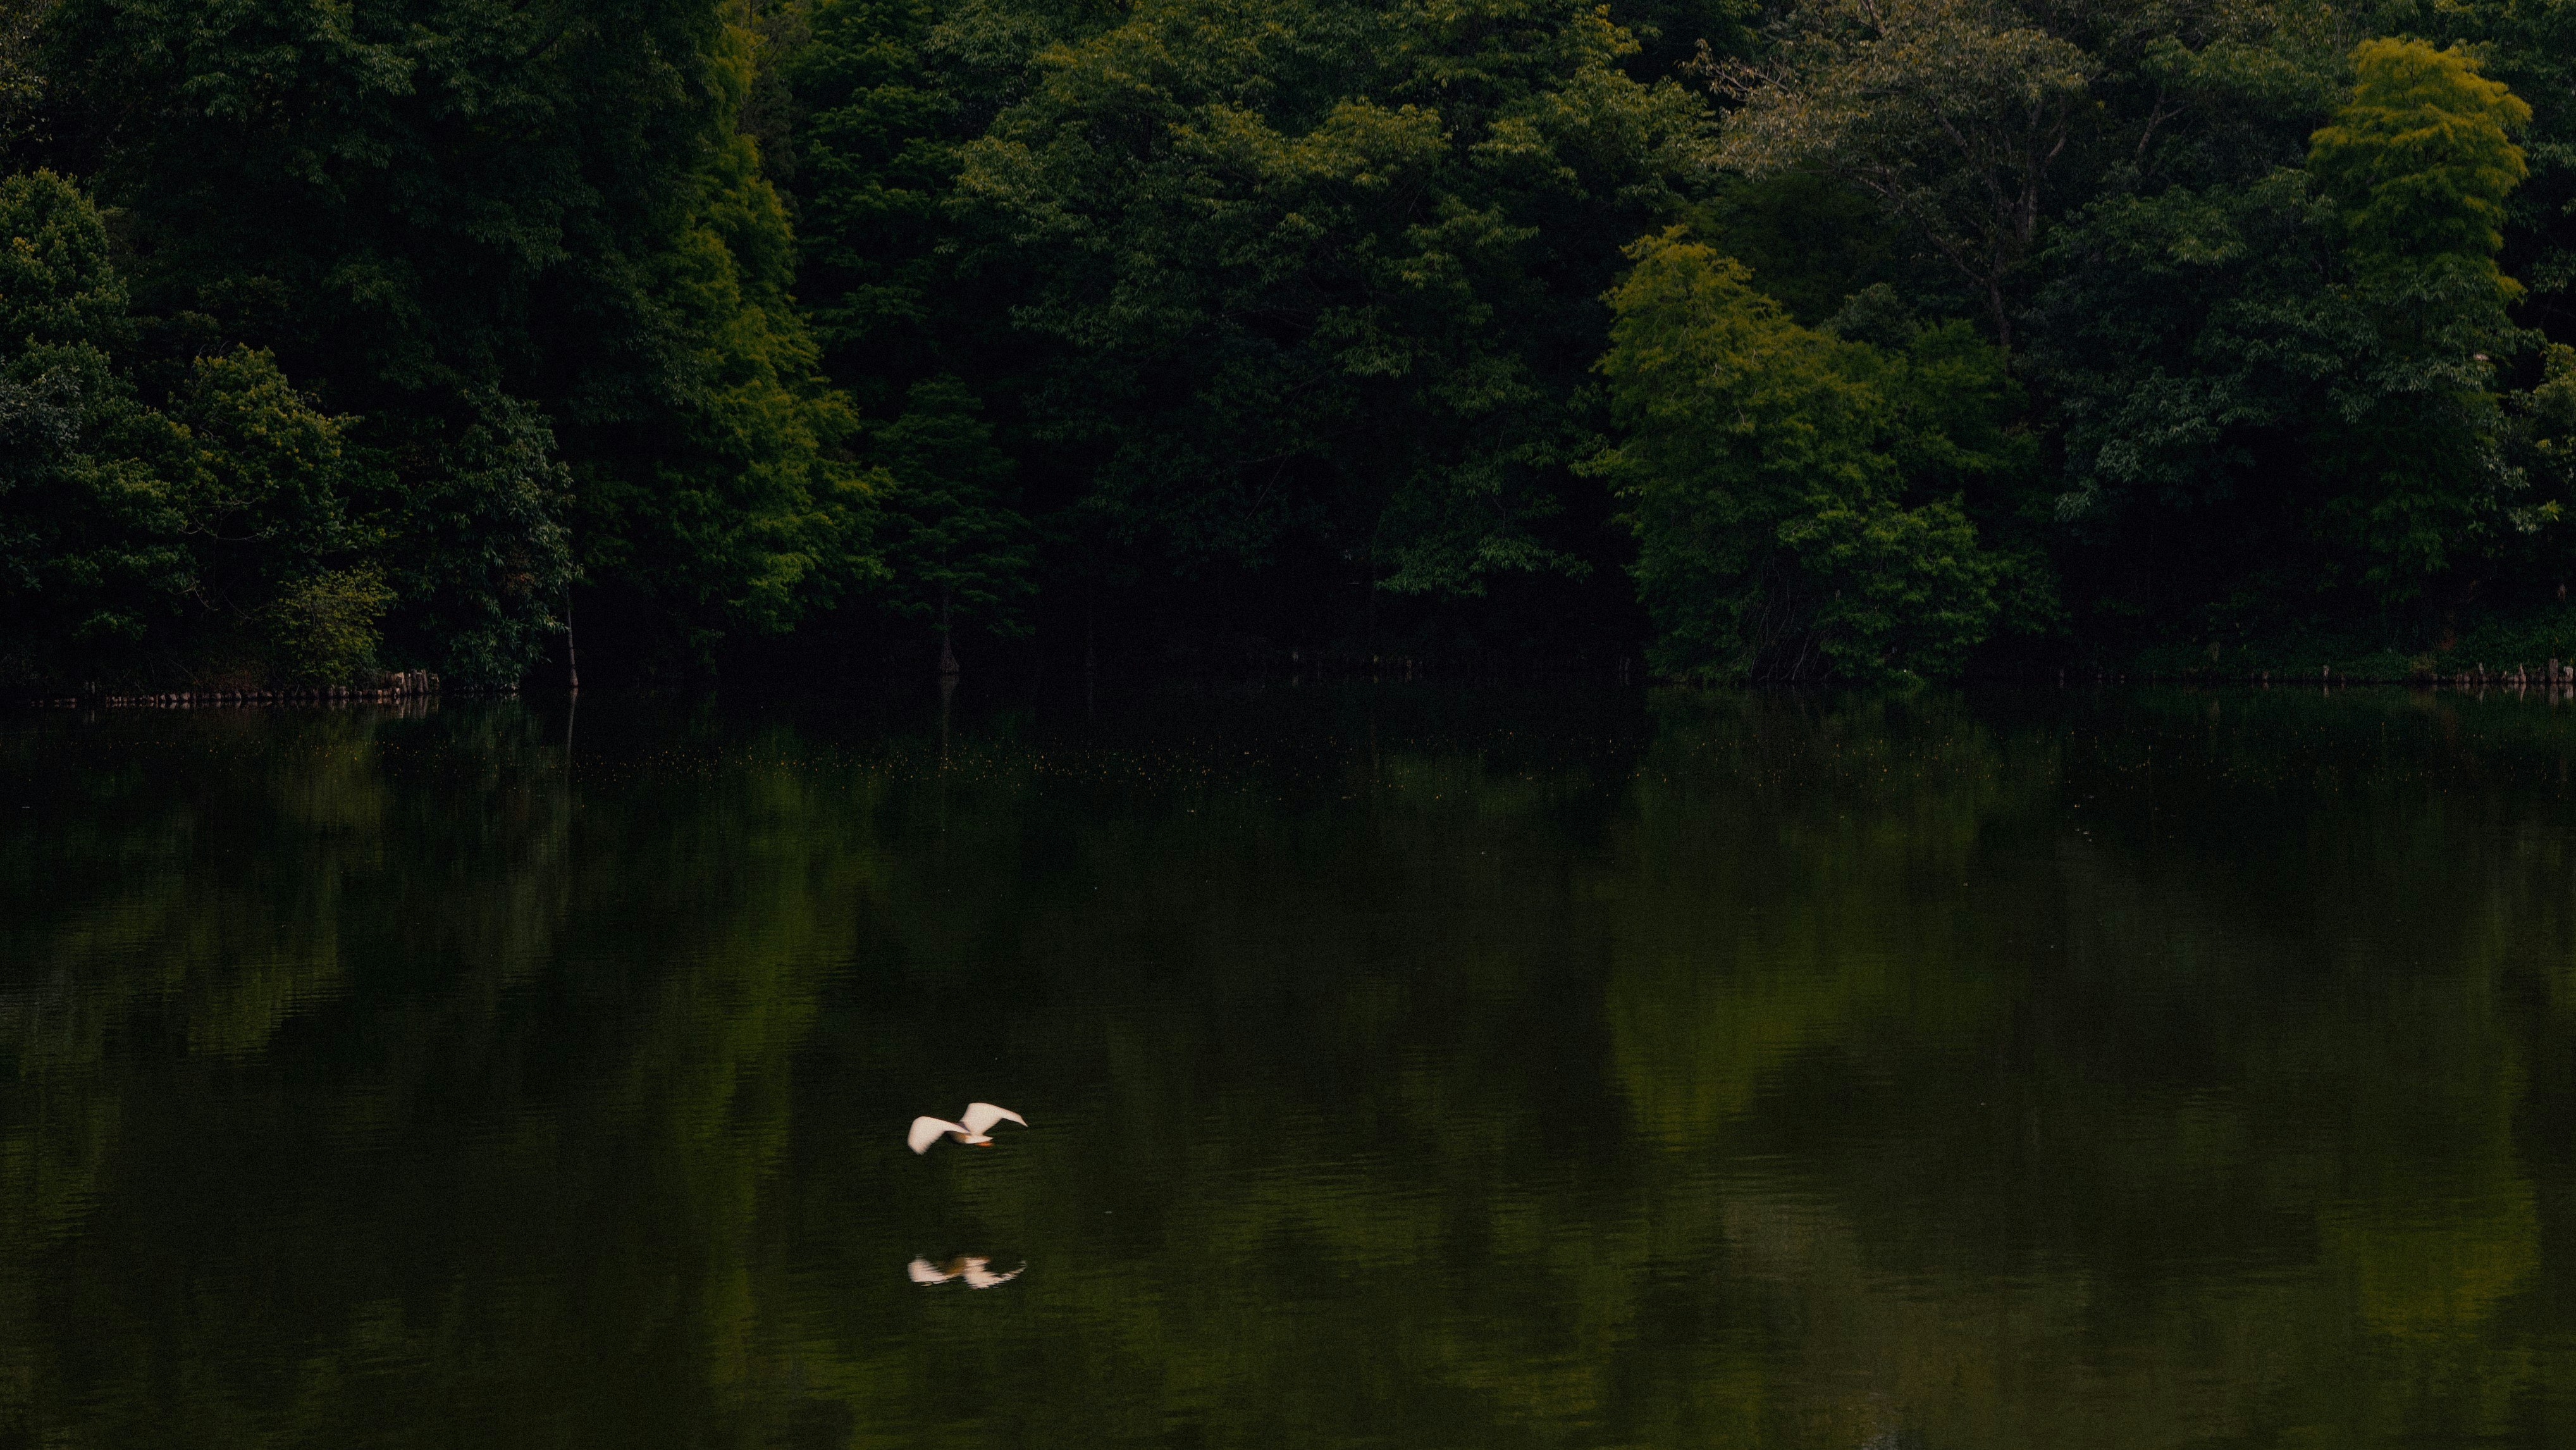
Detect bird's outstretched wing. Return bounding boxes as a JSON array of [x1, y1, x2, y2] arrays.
[[962, 1261, 1024, 1289], [961, 1103, 1026, 1135], [908, 1116, 964, 1154], [907, 1258, 957, 1284]]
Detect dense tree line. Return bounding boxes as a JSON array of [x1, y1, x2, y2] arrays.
[[4, 0, 2574, 685]]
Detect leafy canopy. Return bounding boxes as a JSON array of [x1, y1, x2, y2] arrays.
[[1591, 228, 2038, 682], [1, 171, 383, 685], [947, 0, 1711, 595], [2309, 37, 2530, 292]]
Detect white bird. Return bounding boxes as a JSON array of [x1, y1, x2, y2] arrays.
[[907, 1101, 1028, 1153], [907, 1255, 1024, 1288]]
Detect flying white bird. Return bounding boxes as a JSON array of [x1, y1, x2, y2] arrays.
[[908, 1101, 1028, 1153], [907, 1255, 1024, 1289]]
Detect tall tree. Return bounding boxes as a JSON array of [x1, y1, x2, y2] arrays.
[[2306, 37, 2533, 598], [1706, 0, 2095, 347], [1, 170, 383, 686], [2022, 15, 2545, 640], [2308, 37, 2529, 296], [32, 0, 866, 679], [788, 0, 970, 405], [2394, 0, 2576, 346], [0, 0, 39, 150], [869, 374, 1033, 671], [943, 0, 1713, 610], [1591, 228, 2040, 680]]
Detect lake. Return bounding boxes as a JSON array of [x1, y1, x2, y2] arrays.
[[2, 683, 2571, 1447]]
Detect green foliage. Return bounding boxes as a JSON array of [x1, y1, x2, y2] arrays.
[[788, 0, 961, 395], [1, 172, 383, 685], [2032, 168, 2344, 536], [2021, 16, 2546, 645], [0, 340, 180, 660], [2308, 38, 2530, 292], [2390, 0, 2576, 342], [262, 564, 395, 684], [2308, 39, 2533, 598], [373, 391, 572, 686], [1708, 0, 2097, 345], [1775, 495, 2011, 679], [0, 0, 39, 150], [1684, 172, 1909, 328], [944, 0, 1710, 593], [32, 0, 858, 679], [870, 374, 1035, 650], [1592, 229, 2037, 681], [12, 0, 2576, 684], [2528, 342, 2576, 480], [576, 72, 876, 660], [163, 345, 372, 610], [0, 167, 120, 349]]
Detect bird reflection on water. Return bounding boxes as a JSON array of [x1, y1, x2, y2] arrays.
[[907, 1256, 1025, 1289]]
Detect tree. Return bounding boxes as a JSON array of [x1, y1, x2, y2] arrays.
[[2022, 21, 2544, 637], [1590, 228, 2038, 681], [0, 0, 42, 154], [2392, 0, 2576, 345], [2307, 39, 2532, 599], [1, 170, 381, 686], [375, 388, 572, 686], [787, 0, 966, 404], [33, 0, 864, 679], [944, 0, 1711, 610], [2309, 38, 2529, 294], [570, 49, 877, 668], [1706, 0, 2095, 347], [869, 375, 1033, 671]]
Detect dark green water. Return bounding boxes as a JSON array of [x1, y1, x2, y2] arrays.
[[3, 685, 2573, 1448]]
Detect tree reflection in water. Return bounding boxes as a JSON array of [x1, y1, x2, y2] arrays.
[[0, 685, 2569, 1448]]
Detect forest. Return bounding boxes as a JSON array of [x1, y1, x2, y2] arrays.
[[3, 0, 2573, 687]]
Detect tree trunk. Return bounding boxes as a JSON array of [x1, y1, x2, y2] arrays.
[[939, 588, 959, 675], [1364, 547, 1377, 653], [939, 670, 956, 761], [565, 591, 580, 693]]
